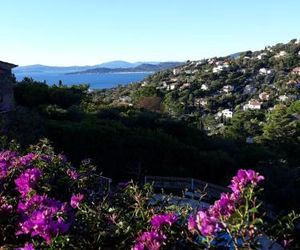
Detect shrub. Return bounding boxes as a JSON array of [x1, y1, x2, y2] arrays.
[[0, 139, 298, 249]]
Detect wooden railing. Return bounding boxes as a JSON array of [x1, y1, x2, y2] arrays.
[[144, 176, 229, 201]]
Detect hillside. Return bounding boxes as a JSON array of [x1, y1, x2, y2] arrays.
[[95, 39, 300, 140], [8, 39, 300, 214]]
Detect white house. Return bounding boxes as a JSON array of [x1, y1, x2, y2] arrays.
[[171, 78, 179, 83], [223, 62, 230, 68], [201, 84, 209, 91], [208, 58, 216, 65], [213, 65, 224, 73], [259, 68, 273, 75], [286, 80, 300, 88], [257, 53, 267, 60], [243, 100, 261, 110], [259, 92, 270, 101], [195, 60, 205, 67], [266, 46, 273, 52], [173, 68, 181, 75], [278, 95, 289, 102], [141, 81, 148, 87], [222, 109, 233, 118], [162, 81, 168, 88], [292, 67, 300, 75], [274, 51, 287, 58], [195, 98, 208, 107], [119, 96, 132, 103], [222, 85, 234, 93], [179, 83, 191, 90], [168, 84, 177, 90], [216, 109, 233, 119]]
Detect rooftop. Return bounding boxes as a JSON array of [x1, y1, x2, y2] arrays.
[[0, 60, 18, 70]]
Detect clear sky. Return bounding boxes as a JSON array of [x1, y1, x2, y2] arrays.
[[1, 0, 299, 66]]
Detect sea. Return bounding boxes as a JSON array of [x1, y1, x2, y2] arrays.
[[14, 72, 152, 89]]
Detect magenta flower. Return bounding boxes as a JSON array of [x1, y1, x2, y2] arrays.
[[15, 168, 42, 198], [70, 193, 84, 208], [0, 150, 18, 179], [16, 194, 70, 244], [229, 169, 264, 195], [15, 242, 35, 250], [188, 215, 197, 231], [18, 153, 38, 166], [195, 211, 218, 236], [151, 213, 177, 228], [209, 193, 236, 218], [133, 230, 166, 250], [0, 161, 8, 179], [67, 169, 78, 180], [188, 169, 264, 238]]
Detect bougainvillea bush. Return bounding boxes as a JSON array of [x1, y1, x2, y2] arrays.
[[0, 139, 299, 249]]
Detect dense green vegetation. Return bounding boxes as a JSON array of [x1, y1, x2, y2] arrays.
[[1, 40, 299, 216]]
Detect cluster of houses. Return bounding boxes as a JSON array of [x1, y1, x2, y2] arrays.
[[137, 56, 300, 119], [111, 40, 300, 129]]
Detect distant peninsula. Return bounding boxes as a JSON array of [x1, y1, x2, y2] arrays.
[[67, 62, 182, 75]]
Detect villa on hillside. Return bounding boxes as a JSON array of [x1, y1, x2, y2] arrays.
[[259, 92, 270, 101], [221, 109, 233, 118], [259, 68, 273, 75], [257, 53, 267, 60], [0, 60, 17, 111], [201, 84, 209, 91], [216, 109, 233, 119], [274, 51, 287, 58], [243, 99, 261, 110], [194, 98, 208, 107], [287, 80, 300, 88], [278, 95, 289, 102], [292, 67, 300, 75], [222, 85, 234, 93]]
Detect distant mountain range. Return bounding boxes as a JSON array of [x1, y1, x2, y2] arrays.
[[13, 61, 181, 74], [68, 62, 183, 75]]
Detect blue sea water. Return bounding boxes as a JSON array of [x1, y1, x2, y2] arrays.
[[14, 72, 152, 89]]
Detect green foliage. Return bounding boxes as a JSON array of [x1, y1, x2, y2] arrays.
[[261, 105, 298, 144], [224, 110, 265, 140], [14, 78, 87, 108]]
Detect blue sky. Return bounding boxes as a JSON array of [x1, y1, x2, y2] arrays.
[[1, 0, 299, 66]]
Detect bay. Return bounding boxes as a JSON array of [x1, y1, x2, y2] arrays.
[[14, 72, 152, 89]]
